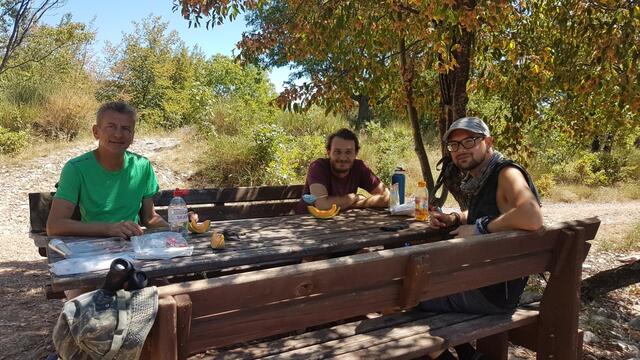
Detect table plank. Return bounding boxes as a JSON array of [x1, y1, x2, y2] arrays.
[[48, 209, 448, 292]]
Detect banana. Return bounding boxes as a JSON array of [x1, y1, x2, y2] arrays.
[[307, 204, 340, 219], [188, 219, 211, 234]]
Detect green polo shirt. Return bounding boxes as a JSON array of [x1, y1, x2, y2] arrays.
[[54, 151, 159, 224]]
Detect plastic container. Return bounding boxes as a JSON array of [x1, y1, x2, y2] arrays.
[[391, 167, 406, 204], [168, 188, 189, 236], [130, 231, 193, 260], [414, 180, 428, 221], [389, 183, 400, 211]]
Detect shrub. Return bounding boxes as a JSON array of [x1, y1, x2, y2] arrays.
[[264, 135, 325, 185], [33, 89, 96, 140], [553, 151, 635, 186], [534, 173, 555, 199], [0, 99, 39, 131], [360, 122, 414, 183], [190, 134, 257, 186], [0, 127, 29, 154]]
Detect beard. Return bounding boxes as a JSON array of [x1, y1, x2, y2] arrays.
[[330, 159, 353, 175], [453, 152, 486, 172]]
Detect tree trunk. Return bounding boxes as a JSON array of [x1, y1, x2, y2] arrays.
[[398, 36, 434, 197], [603, 133, 613, 153], [350, 94, 371, 128], [591, 136, 600, 152], [432, 20, 475, 210]]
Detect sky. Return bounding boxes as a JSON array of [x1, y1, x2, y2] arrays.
[[42, 0, 292, 92]]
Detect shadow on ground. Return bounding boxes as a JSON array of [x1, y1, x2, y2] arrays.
[[0, 260, 63, 360]]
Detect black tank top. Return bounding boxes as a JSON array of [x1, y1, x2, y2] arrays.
[[467, 160, 540, 309]]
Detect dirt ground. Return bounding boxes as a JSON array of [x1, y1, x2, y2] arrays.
[[1, 137, 638, 360]]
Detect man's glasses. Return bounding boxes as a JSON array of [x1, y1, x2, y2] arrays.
[[445, 136, 485, 152]]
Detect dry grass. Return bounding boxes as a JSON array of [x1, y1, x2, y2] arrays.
[[543, 182, 640, 203], [598, 221, 640, 253]]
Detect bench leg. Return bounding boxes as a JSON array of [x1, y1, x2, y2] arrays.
[[536, 228, 585, 360], [476, 332, 508, 360], [141, 296, 178, 360]]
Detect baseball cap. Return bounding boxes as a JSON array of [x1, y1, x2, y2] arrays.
[[442, 116, 491, 141], [53, 286, 158, 360]]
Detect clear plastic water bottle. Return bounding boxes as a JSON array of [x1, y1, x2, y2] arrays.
[[168, 188, 189, 236]]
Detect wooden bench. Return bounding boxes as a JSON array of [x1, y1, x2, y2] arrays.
[[28, 185, 304, 256], [140, 217, 599, 360]]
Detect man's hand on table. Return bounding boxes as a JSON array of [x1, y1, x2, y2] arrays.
[[430, 210, 478, 238], [429, 210, 459, 228], [106, 221, 144, 239], [449, 225, 477, 238]]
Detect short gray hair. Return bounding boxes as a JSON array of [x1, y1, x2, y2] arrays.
[[96, 101, 137, 124]]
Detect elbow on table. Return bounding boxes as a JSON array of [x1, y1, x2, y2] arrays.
[[46, 219, 65, 236]]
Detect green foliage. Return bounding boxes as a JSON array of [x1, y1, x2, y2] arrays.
[[0, 126, 29, 154], [0, 18, 97, 140], [102, 16, 276, 131], [359, 122, 413, 183], [533, 173, 555, 199], [551, 151, 636, 186]]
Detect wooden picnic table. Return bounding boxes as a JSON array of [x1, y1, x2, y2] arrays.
[[47, 209, 449, 293]]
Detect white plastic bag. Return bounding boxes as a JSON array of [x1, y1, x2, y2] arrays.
[[50, 253, 135, 276], [130, 232, 193, 260], [389, 197, 416, 216]]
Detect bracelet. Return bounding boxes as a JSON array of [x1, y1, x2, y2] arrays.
[[450, 212, 461, 227], [475, 216, 495, 234]]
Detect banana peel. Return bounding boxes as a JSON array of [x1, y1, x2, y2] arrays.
[[307, 204, 340, 219], [188, 219, 211, 234]]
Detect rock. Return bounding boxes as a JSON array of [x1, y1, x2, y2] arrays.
[[583, 330, 600, 344], [614, 340, 639, 356], [630, 316, 640, 330], [591, 314, 618, 327]]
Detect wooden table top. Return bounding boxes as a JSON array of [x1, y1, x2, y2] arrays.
[[47, 209, 449, 292]]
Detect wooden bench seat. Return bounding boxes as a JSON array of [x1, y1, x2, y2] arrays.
[[28, 185, 304, 256], [203, 307, 540, 359], [141, 218, 600, 360]]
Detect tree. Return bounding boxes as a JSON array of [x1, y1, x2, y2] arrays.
[[101, 15, 196, 128], [176, 0, 514, 207], [0, 0, 64, 75], [175, 0, 639, 207]]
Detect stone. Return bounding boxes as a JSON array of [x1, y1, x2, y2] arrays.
[[614, 340, 640, 356], [630, 316, 640, 331], [583, 330, 600, 344]]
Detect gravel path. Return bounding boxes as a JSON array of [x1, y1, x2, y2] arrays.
[[0, 137, 638, 359]]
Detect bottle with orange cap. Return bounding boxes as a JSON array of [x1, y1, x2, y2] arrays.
[[414, 180, 429, 221]]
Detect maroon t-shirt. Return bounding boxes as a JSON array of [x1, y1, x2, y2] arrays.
[[296, 158, 381, 214]]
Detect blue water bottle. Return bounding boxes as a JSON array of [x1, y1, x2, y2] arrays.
[[391, 167, 406, 204]]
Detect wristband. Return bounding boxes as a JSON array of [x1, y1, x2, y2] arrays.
[[475, 216, 495, 234]]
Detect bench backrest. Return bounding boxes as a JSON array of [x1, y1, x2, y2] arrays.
[[142, 218, 600, 359], [28, 185, 304, 234]]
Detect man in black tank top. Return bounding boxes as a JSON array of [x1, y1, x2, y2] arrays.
[[421, 117, 543, 360]]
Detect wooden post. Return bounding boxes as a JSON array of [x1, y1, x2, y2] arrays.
[[175, 294, 193, 360], [536, 227, 585, 360], [398, 254, 429, 309], [144, 296, 178, 360], [477, 332, 509, 359]]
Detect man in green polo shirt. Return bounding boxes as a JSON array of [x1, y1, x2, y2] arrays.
[[47, 101, 168, 239]]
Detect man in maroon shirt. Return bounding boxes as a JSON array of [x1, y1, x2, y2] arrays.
[[296, 128, 390, 213]]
